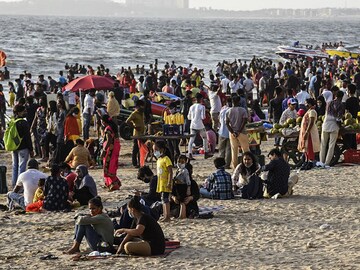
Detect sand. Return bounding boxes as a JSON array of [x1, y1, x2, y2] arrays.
[[0, 138, 360, 270]]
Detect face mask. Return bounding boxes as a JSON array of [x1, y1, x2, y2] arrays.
[[72, 113, 78, 117], [128, 211, 134, 219], [154, 151, 161, 158], [177, 163, 185, 169]]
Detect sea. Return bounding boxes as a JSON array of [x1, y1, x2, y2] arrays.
[[0, 15, 359, 81]]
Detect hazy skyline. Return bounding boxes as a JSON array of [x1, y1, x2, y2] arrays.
[[1, 0, 360, 11]]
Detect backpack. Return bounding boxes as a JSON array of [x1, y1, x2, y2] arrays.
[[241, 174, 263, 200], [4, 118, 23, 151]]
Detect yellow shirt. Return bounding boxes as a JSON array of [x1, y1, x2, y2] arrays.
[[65, 145, 92, 168], [156, 156, 173, 193], [126, 110, 145, 136], [33, 187, 44, 202]]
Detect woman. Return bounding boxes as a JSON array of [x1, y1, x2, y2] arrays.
[[298, 98, 320, 164], [72, 165, 98, 206], [65, 139, 92, 169], [101, 114, 121, 191], [319, 91, 345, 167], [316, 95, 326, 117], [31, 97, 47, 161], [115, 196, 165, 256], [64, 107, 80, 142], [65, 196, 114, 254], [43, 164, 69, 211], [53, 99, 67, 164], [232, 151, 260, 193], [106, 91, 120, 123], [44, 100, 57, 161]]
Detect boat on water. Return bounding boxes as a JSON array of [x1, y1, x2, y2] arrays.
[[276, 44, 329, 60], [326, 46, 360, 59]]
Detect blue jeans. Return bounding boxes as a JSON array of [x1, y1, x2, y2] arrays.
[[12, 148, 30, 187], [83, 113, 91, 140], [7, 191, 25, 210], [74, 224, 101, 251], [199, 187, 214, 199]]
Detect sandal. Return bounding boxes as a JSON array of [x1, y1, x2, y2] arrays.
[[40, 254, 58, 260]]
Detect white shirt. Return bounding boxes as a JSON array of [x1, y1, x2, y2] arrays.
[[136, 82, 144, 93], [340, 88, 348, 103], [296, 90, 311, 105], [67, 91, 76, 105], [16, 169, 48, 206], [83, 93, 95, 114], [187, 103, 205, 130], [322, 89, 333, 103], [208, 90, 222, 113], [243, 78, 254, 93], [220, 78, 231, 93], [229, 80, 242, 94]]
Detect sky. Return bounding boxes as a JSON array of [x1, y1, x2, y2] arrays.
[[1, 0, 360, 10]]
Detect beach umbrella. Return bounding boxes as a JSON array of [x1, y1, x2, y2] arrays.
[[0, 50, 6, 67], [63, 75, 115, 139], [63, 75, 114, 92]]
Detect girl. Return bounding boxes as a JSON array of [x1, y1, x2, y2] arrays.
[[172, 155, 191, 219], [65, 196, 114, 254], [25, 178, 46, 213], [153, 141, 173, 222], [115, 196, 165, 256], [8, 82, 15, 107]]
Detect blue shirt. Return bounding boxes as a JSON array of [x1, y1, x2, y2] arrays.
[[207, 168, 233, 200]]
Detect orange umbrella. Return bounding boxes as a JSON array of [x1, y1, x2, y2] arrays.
[[63, 75, 114, 92], [0, 50, 6, 67]]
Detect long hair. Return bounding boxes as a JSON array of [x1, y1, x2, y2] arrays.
[[239, 151, 259, 176], [102, 114, 118, 135]]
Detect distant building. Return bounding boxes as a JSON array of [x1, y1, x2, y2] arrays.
[[125, 0, 189, 9]]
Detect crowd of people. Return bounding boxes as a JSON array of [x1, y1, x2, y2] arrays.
[[1, 51, 360, 256]]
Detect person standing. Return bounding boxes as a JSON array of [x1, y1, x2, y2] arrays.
[[344, 84, 360, 149], [106, 91, 120, 124], [187, 93, 211, 160], [218, 97, 232, 169], [82, 89, 95, 141], [269, 86, 284, 146], [208, 84, 222, 131], [319, 91, 345, 167], [11, 105, 34, 187], [226, 95, 250, 169], [126, 100, 147, 167]]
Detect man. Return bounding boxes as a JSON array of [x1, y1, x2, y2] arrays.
[[11, 105, 34, 187], [296, 84, 311, 110], [199, 157, 233, 200], [187, 93, 211, 160], [353, 67, 360, 97], [344, 84, 359, 150], [226, 95, 250, 169], [7, 159, 47, 211], [126, 100, 146, 167], [82, 89, 95, 140], [208, 84, 222, 131], [15, 78, 24, 101], [279, 98, 297, 126], [220, 72, 231, 94], [229, 74, 242, 94], [257, 148, 297, 198], [58, 70, 67, 86], [243, 72, 255, 100], [269, 86, 284, 146], [218, 97, 232, 169]]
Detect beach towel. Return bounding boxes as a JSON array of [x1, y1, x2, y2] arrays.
[[71, 240, 181, 261]]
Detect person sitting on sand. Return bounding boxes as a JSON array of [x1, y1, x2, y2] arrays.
[[115, 196, 165, 256], [7, 159, 47, 211], [137, 165, 161, 206], [65, 139, 93, 169], [25, 178, 46, 213], [257, 148, 298, 198], [232, 151, 261, 194], [65, 196, 114, 254], [171, 155, 191, 219], [42, 164, 69, 211], [71, 165, 98, 206], [200, 157, 234, 200], [59, 162, 77, 194]]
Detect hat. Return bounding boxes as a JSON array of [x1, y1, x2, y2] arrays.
[[27, 159, 39, 169], [297, 109, 305, 117], [288, 98, 297, 105]]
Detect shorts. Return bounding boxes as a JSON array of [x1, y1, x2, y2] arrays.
[[161, 192, 170, 204]]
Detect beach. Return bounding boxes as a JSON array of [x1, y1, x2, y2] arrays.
[[1, 138, 359, 270]]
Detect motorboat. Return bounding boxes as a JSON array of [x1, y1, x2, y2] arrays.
[[276, 44, 329, 60], [326, 46, 360, 59]]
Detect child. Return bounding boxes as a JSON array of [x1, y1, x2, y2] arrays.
[[26, 178, 46, 212], [153, 141, 173, 222], [9, 88, 15, 107], [172, 155, 191, 219]]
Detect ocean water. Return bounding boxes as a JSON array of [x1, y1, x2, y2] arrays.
[[0, 15, 359, 79]]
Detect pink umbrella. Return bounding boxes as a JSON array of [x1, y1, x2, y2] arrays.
[[63, 75, 114, 92]]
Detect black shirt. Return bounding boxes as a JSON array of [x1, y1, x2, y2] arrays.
[[263, 158, 290, 196], [269, 97, 283, 122], [345, 96, 360, 118], [15, 118, 33, 151], [133, 214, 165, 255]]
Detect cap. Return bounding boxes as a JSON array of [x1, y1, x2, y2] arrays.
[[297, 109, 305, 117], [288, 98, 297, 105], [27, 159, 39, 169]]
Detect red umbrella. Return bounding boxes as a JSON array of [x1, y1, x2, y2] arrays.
[[0, 50, 6, 67], [63, 75, 114, 92]]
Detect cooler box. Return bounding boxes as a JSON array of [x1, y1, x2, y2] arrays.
[[343, 149, 360, 164]]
